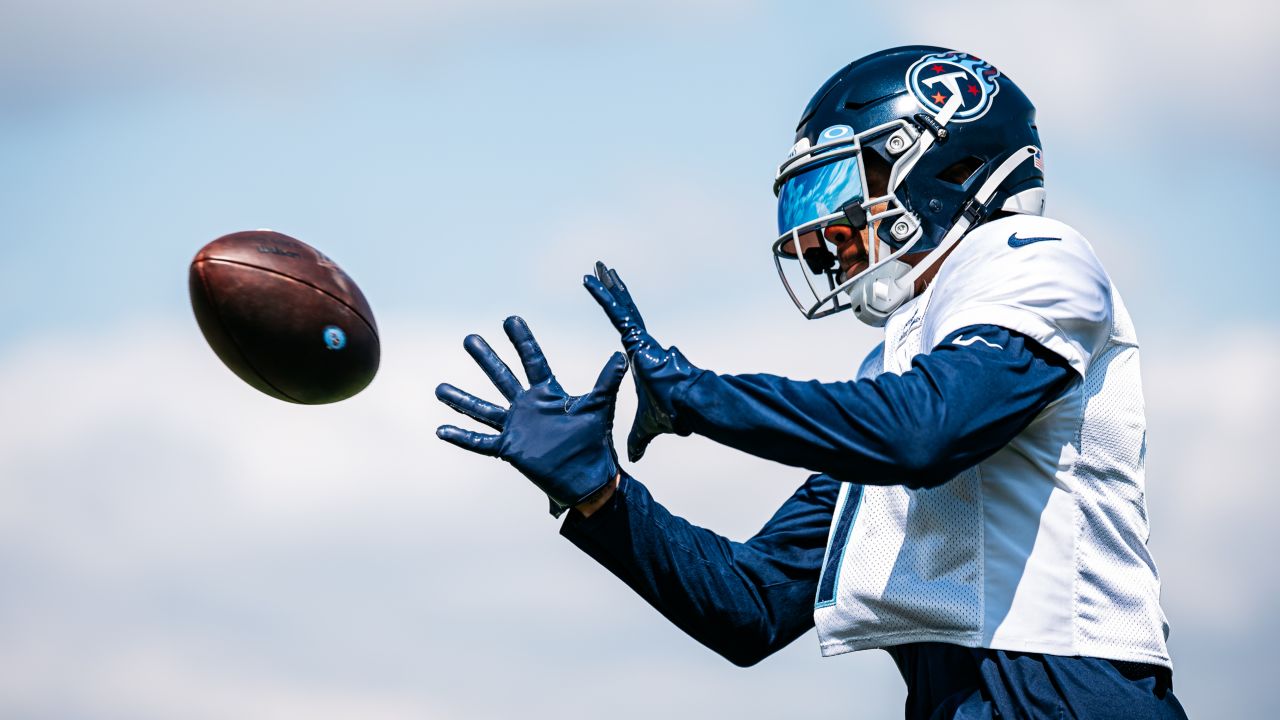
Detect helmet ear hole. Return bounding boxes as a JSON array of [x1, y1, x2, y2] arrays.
[[936, 156, 985, 186]]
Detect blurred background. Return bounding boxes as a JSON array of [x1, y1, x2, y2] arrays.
[[1, 0, 1276, 717]]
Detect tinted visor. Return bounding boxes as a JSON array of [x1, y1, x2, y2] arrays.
[[776, 155, 864, 238]]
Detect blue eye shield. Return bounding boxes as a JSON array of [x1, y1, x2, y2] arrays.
[[776, 154, 865, 242]]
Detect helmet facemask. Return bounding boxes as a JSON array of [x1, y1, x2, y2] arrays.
[[772, 120, 925, 324]]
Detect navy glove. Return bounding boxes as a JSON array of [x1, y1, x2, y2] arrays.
[[583, 262, 704, 462], [436, 315, 629, 517]]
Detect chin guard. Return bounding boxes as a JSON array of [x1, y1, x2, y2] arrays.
[[848, 259, 913, 327]]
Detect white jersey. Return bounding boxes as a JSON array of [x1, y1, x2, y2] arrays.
[[813, 215, 1171, 668]]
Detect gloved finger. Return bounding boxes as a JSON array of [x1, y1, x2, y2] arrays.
[[607, 268, 630, 298], [435, 382, 507, 431], [585, 275, 648, 354], [627, 426, 653, 463], [436, 425, 502, 457], [605, 267, 645, 327], [503, 316, 554, 387], [593, 260, 612, 286], [464, 333, 523, 401], [595, 262, 640, 315], [589, 351, 629, 398], [584, 274, 627, 327], [594, 261, 631, 299]]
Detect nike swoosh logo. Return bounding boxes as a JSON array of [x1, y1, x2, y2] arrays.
[[1008, 232, 1061, 248], [953, 335, 1004, 350]]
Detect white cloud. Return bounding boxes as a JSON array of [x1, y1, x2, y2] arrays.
[[0, 0, 757, 98], [1143, 329, 1280, 624], [907, 0, 1277, 142], [0, 639, 446, 720]]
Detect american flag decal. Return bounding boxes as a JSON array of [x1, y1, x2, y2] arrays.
[[1033, 149, 1044, 171]]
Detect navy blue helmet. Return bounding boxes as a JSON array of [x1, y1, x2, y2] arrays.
[[773, 46, 1045, 325]]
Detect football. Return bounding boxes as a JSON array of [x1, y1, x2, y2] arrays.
[[189, 230, 379, 404]]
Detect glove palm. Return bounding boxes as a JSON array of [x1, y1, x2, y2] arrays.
[[436, 316, 628, 516]]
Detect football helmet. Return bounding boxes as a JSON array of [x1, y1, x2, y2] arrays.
[[774, 45, 1045, 325]]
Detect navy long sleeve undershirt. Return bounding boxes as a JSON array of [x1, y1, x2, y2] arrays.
[[561, 471, 840, 667], [562, 326, 1075, 666], [672, 324, 1077, 489]]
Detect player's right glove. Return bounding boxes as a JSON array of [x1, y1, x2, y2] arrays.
[[584, 261, 705, 462], [435, 316, 628, 517]]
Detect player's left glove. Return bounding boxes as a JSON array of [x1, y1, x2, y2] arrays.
[[435, 316, 628, 517], [584, 262, 705, 462]]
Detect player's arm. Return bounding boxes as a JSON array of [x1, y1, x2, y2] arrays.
[[675, 325, 1074, 488], [561, 471, 839, 667], [586, 264, 1074, 488], [434, 318, 836, 666]]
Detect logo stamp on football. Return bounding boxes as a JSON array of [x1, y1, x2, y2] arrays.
[[323, 325, 348, 351]]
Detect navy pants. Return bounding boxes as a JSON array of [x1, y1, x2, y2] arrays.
[[889, 643, 1186, 719]]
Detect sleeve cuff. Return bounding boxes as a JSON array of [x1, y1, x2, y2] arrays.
[[560, 472, 632, 538], [933, 304, 1088, 376]]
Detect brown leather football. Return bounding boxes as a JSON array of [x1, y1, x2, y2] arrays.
[[189, 230, 379, 404]]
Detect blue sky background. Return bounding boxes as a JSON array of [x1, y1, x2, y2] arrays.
[[1, 1, 1277, 717]]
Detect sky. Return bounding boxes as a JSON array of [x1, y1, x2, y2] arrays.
[[1, 0, 1277, 717]]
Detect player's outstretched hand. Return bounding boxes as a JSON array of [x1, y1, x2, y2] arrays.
[[436, 316, 628, 517], [584, 261, 704, 462]]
